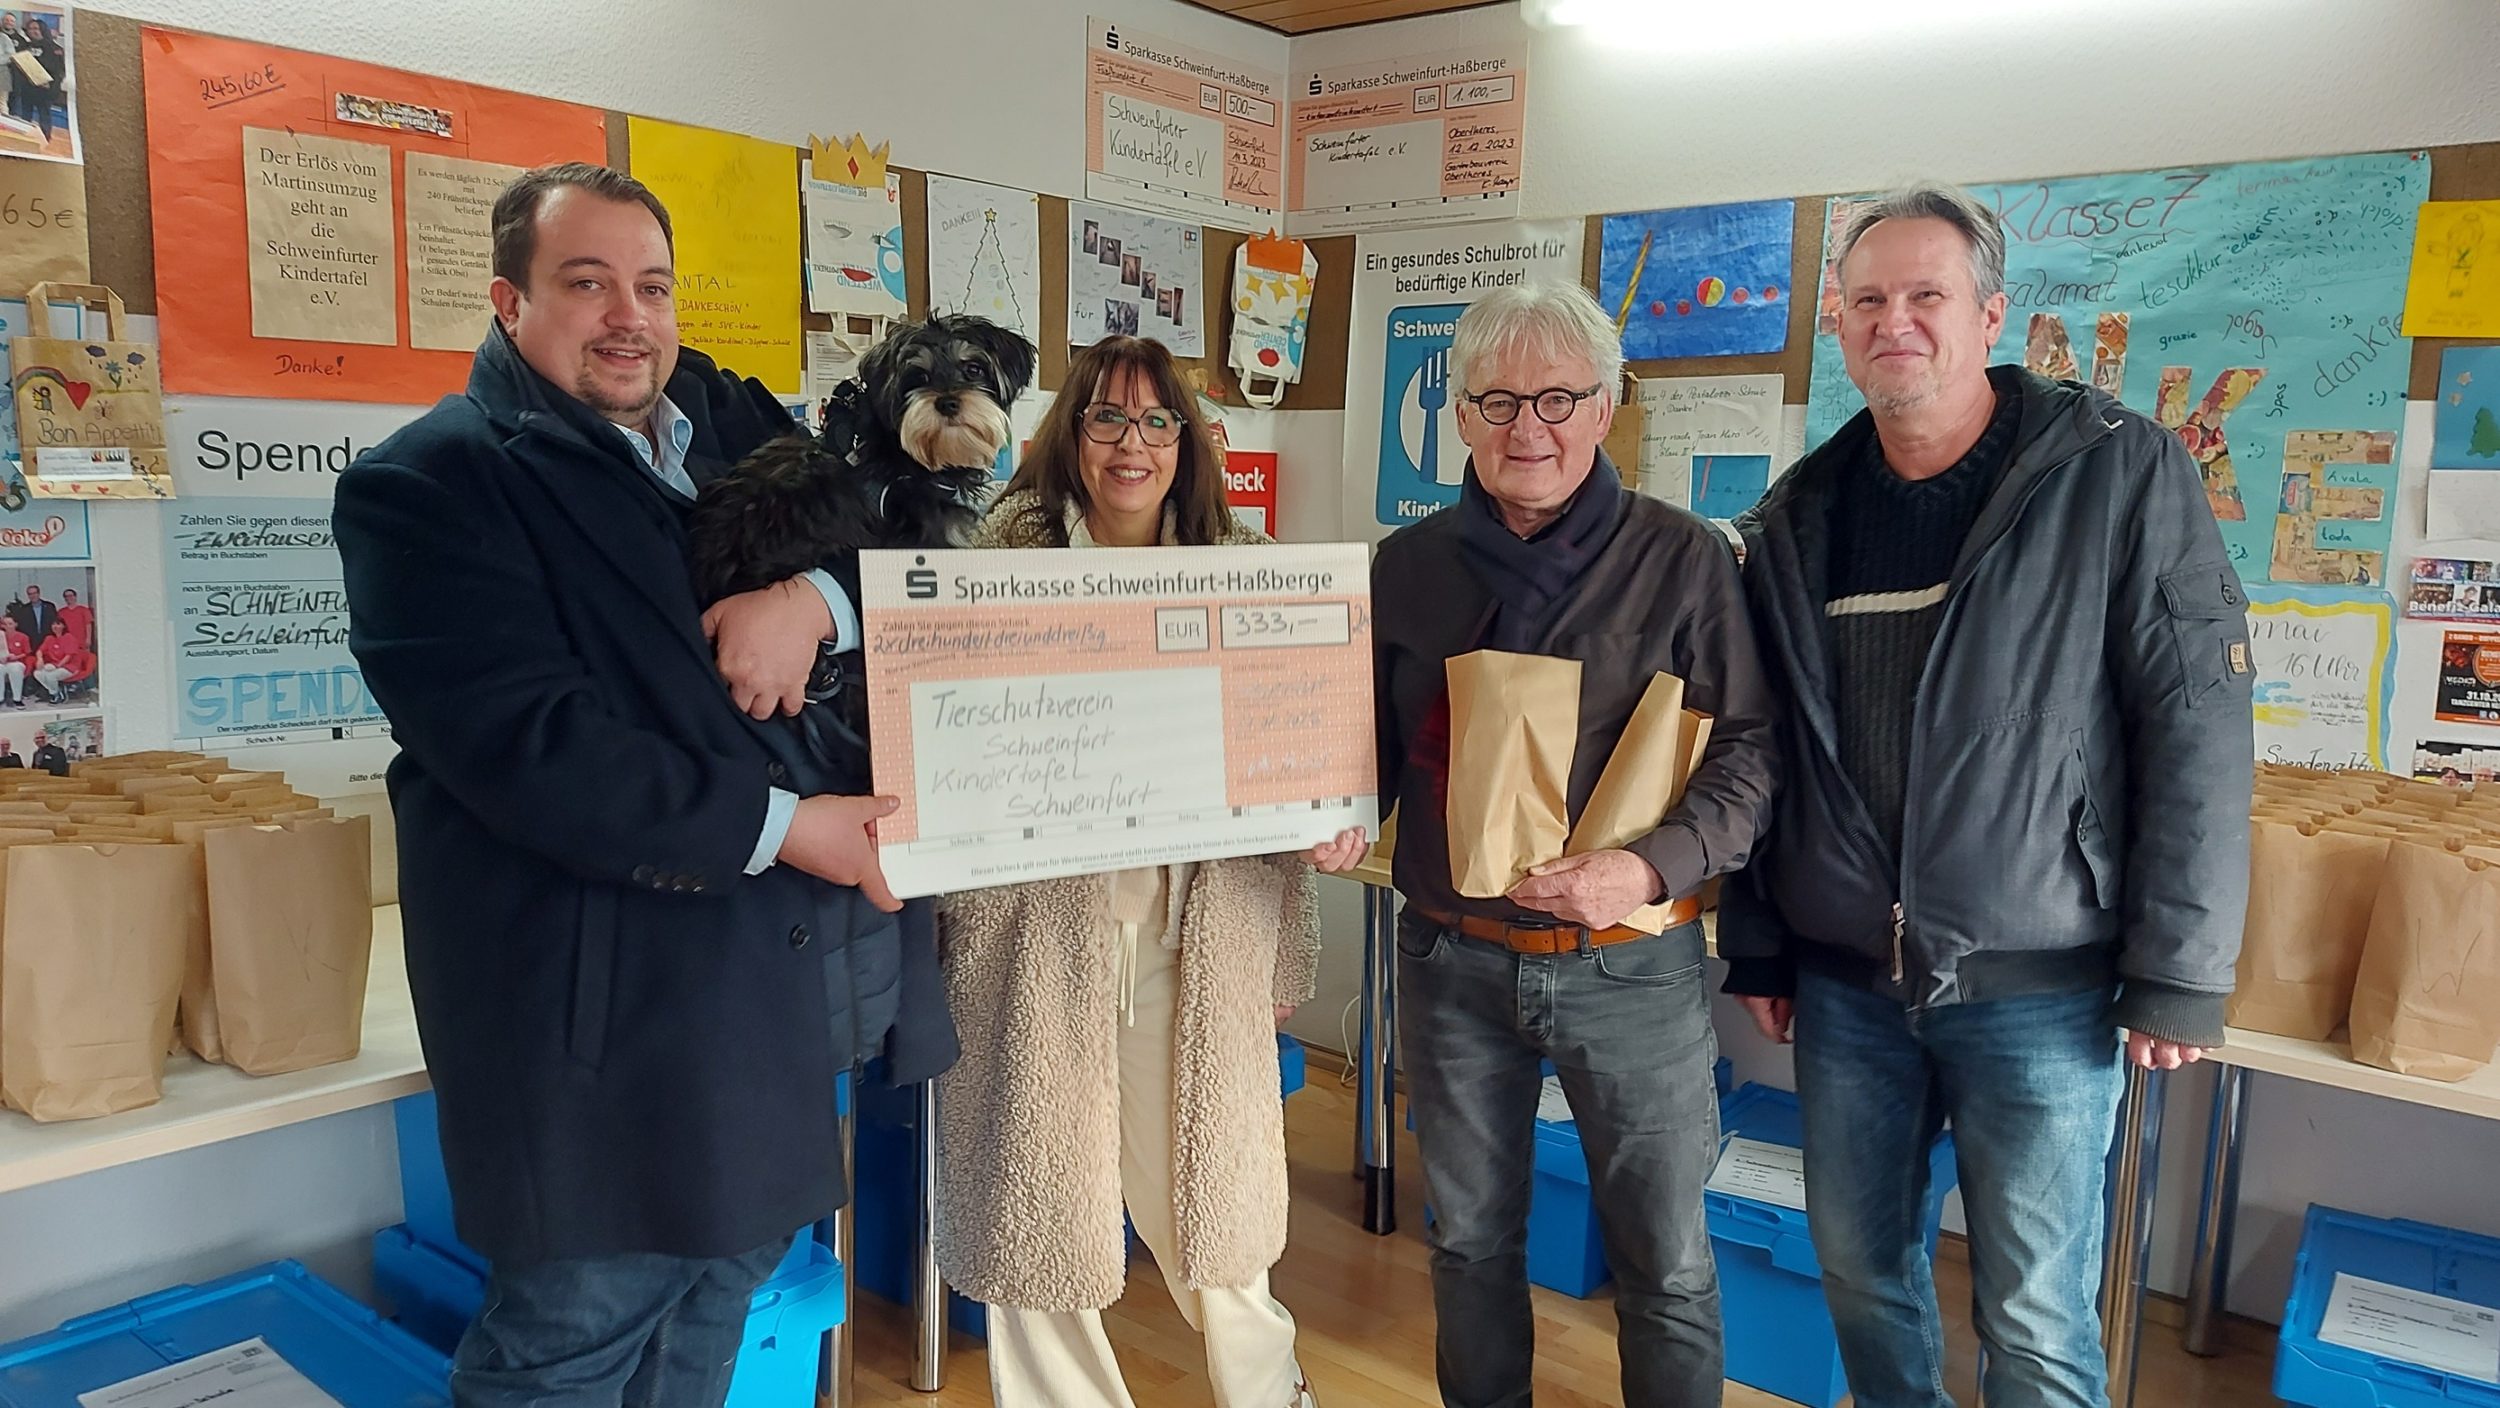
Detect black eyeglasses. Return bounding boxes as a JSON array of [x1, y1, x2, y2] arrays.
[[1462, 385, 1604, 426], [1080, 403, 1185, 447]]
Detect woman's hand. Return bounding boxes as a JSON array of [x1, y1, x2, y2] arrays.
[[1304, 826, 1370, 873], [1274, 1004, 1295, 1028]]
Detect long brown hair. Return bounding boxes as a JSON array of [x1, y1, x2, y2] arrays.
[[1003, 337, 1234, 547]]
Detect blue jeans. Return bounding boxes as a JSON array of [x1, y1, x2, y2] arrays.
[[450, 1235, 794, 1408], [1794, 970, 2124, 1408], [1398, 914, 1723, 1408]]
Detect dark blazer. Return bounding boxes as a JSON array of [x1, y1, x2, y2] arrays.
[[7, 600, 56, 645], [335, 326, 955, 1265]]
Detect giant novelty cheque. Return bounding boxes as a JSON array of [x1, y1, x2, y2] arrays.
[[860, 544, 1377, 896]]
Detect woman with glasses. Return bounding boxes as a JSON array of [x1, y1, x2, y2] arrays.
[[934, 336, 1339, 1408]]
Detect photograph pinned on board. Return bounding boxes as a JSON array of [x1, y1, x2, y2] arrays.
[[0, 459, 89, 561], [2413, 739, 2497, 787], [0, 563, 96, 713], [334, 90, 454, 138], [1068, 200, 1203, 355], [0, 3, 78, 163], [2407, 556, 2500, 623], [2, 711, 96, 774]]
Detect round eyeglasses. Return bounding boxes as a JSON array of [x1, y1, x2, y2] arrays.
[[1081, 404, 1185, 447], [1462, 385, 1605, 426]]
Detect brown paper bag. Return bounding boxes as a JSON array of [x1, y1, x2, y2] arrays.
[[2228, 821, 2389, 1040], [1564, 672, 1715, 933], [2348, 841, 2500, 1082], [0, 842, 196, 1120], [203, 816, 375, 1075], [11, 283, 175, 500], [1446, 651, 1582, 898], [167, 815, 262, 1061]]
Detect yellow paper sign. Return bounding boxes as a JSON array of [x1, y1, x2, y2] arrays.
[[2402, 201, 2500, 338], [0, 158, 91, 287], [626, 116, 803, 398]]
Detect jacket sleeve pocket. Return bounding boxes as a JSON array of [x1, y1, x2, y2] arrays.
[[2155, 562, 2254, 709]]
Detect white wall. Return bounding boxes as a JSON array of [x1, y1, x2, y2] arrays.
[[1, 0, 1293, 1337], [1285, 0, 2500, 1324], [1298, 0, 2500, 218]]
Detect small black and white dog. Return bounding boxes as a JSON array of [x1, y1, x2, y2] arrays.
[[686, 314, 1036, 754], [687, 313, 1036, 607]]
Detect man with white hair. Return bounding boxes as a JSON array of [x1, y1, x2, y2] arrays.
[[1317, 282, 1776, 1406], [1721, 182, 2253, 1407]]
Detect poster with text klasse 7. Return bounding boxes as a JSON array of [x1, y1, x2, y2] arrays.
[[142, 28, 606, 404]]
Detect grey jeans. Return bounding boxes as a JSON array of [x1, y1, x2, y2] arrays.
[[1397, 911, 1724, 1408]]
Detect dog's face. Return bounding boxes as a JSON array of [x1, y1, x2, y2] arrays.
[[858, 315, 1037, 473]]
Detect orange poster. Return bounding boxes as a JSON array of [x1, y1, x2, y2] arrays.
[[141, 27, 607, 404]]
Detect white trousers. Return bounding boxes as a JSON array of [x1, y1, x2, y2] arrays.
[[0, 662, 19, 701], [985, 920, 1308, 1408]]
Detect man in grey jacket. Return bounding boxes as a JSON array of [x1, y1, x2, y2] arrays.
[[1721, 183, 2253, 1408]]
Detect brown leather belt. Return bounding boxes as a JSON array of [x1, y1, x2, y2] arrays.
[[1420, 895, 1702, 955]]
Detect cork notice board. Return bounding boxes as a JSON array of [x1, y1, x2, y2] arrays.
[[52, 11, 2500, 418]]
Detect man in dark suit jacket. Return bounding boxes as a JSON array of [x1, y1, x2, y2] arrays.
[[0, 738, 21, 768], [6, 587, 56, 647], [335, 163, 954, 1408], [29, 731, 64, 776]]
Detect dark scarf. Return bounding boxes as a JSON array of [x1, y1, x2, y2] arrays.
[[1457, 450, 1629, 653]]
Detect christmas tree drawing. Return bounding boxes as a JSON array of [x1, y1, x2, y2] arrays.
[[2473, 405, 2500, 459], [956, 208, 1026, 335]]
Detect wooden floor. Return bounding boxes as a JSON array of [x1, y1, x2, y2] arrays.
[[850, 1071, 2279, 1406]]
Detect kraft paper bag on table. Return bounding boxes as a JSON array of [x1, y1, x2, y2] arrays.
[[1446, 650, 1582, 898], [203, 815, 374, 1076], [10, 283, 176, 500], [2228, 820, 2390, 1040], [0, 841, 197, 1121], [1563, 672, 1715, 934], [2348, 840, 2500, 1082], [165, 817, 259, 1063]]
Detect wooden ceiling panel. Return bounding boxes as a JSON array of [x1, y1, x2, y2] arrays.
[[1182, 0, 1508, 35]]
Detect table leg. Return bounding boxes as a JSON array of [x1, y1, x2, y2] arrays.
[[912, 1080, 947, 1391], [824, 1102, 857, 1408], [1358, 883, 1398, 1236], [2100, 1062, 2167, 1408], [2184, 1063, 2251, 1357]]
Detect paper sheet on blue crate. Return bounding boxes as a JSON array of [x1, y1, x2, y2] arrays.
[[2317, 1272, 2500, 1384], [76, 1339, 338, 1408]]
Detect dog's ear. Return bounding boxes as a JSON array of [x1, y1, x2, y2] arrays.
[[856, 319, 919, 392], [963, 318, 1037, 403]]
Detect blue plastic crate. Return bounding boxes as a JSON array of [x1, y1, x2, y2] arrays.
[[1710, 1082, 1957, 1408], [391, 1091, 811, 1283], [1413, 1055, 1734, 1300], [1715, 1055, 1733, 1098], [0, 1260, 449, 1408], [850, 1086, 990, 1340], [2277, 1205, 2500, 1408], [1279, 1033, 1307, 1098], [392, 1092, 467, 1275], [1528, 1109, 1612, 1298], [371, 1226, 842, 1408]]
